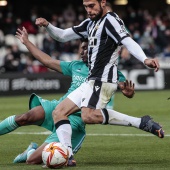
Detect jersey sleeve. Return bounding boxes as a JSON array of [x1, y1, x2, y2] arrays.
[[72, 18, 90, 39], [46, 24, 81, 42], [60, 61, 75, 76], [118, 70, 126, 82], [105, 12, 130, 44]]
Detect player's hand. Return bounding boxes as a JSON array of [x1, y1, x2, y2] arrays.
[[119, 80, 135, 98], [15, 27, 28, 44], [35, 18, 49, 27], [144, 58, 160, 72]]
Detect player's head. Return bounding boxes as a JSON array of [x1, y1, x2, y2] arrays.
[[83, 0, 107, 21], [79, 38, 88, 63]]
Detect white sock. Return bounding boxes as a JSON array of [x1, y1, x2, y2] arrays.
[[27, 149, 36, 160], [56, 124, 73, 157], [107, 109, 141, 128]]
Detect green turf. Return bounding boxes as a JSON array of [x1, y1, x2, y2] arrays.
[[0, 90, 170, 170]]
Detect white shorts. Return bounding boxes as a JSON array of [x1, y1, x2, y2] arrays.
[[67, 80, 117, 109]]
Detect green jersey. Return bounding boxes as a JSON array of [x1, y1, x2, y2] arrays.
[[59, 60, 88, 102]]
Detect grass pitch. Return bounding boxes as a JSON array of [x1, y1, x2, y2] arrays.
[[0, 90, 170, 170]]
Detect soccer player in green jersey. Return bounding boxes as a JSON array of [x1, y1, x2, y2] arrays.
[[0, 28, 134, 166]]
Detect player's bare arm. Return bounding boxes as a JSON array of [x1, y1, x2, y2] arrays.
[[15, 27, 62, 73], [118, 80, 135, 98]]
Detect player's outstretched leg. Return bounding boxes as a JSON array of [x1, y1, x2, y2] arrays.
[[13, 142, 38, 163], [100, 109, 164, 138], [139, 115, 164, 138]]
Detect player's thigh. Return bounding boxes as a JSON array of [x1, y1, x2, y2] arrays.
[[67, 82, 86, 108], [30, 93, 59, 131], [81, 80, 117, 109], [53, 98, 80, 118], [27, 143, 47, 164], [15, 106, 45, 125]]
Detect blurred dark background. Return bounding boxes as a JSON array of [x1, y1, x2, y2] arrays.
[[0, 0, 170, 74]]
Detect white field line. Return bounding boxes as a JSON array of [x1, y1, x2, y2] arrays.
[[9, 131, 170, 137]]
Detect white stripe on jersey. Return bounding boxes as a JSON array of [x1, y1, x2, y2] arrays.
[[105, 27, 118, 43]]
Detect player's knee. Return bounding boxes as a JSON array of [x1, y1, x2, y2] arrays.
[[81, 110, 93, 124], [52, 107, 67, 121], [52, 108, 61, 122], [81, 108, 103, 124]]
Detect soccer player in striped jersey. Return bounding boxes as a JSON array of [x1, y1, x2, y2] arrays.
[[35, 0, 164, 162], [0, 28, 133, 166]]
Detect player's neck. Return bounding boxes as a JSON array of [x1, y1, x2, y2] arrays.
[[103, 8, 108, 15], [101, 8, 108, 18]]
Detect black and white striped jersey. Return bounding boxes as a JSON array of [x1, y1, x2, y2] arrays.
[[72, 12, 130, 83]]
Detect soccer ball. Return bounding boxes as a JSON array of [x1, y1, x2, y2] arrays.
[[42, 142, 69, 168]]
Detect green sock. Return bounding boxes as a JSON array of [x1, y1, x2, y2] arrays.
[[0, 115, 19, 135]]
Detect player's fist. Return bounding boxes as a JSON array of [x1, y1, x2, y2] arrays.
[[144, 58, 160, 72], [35, 18, 49, 27]]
